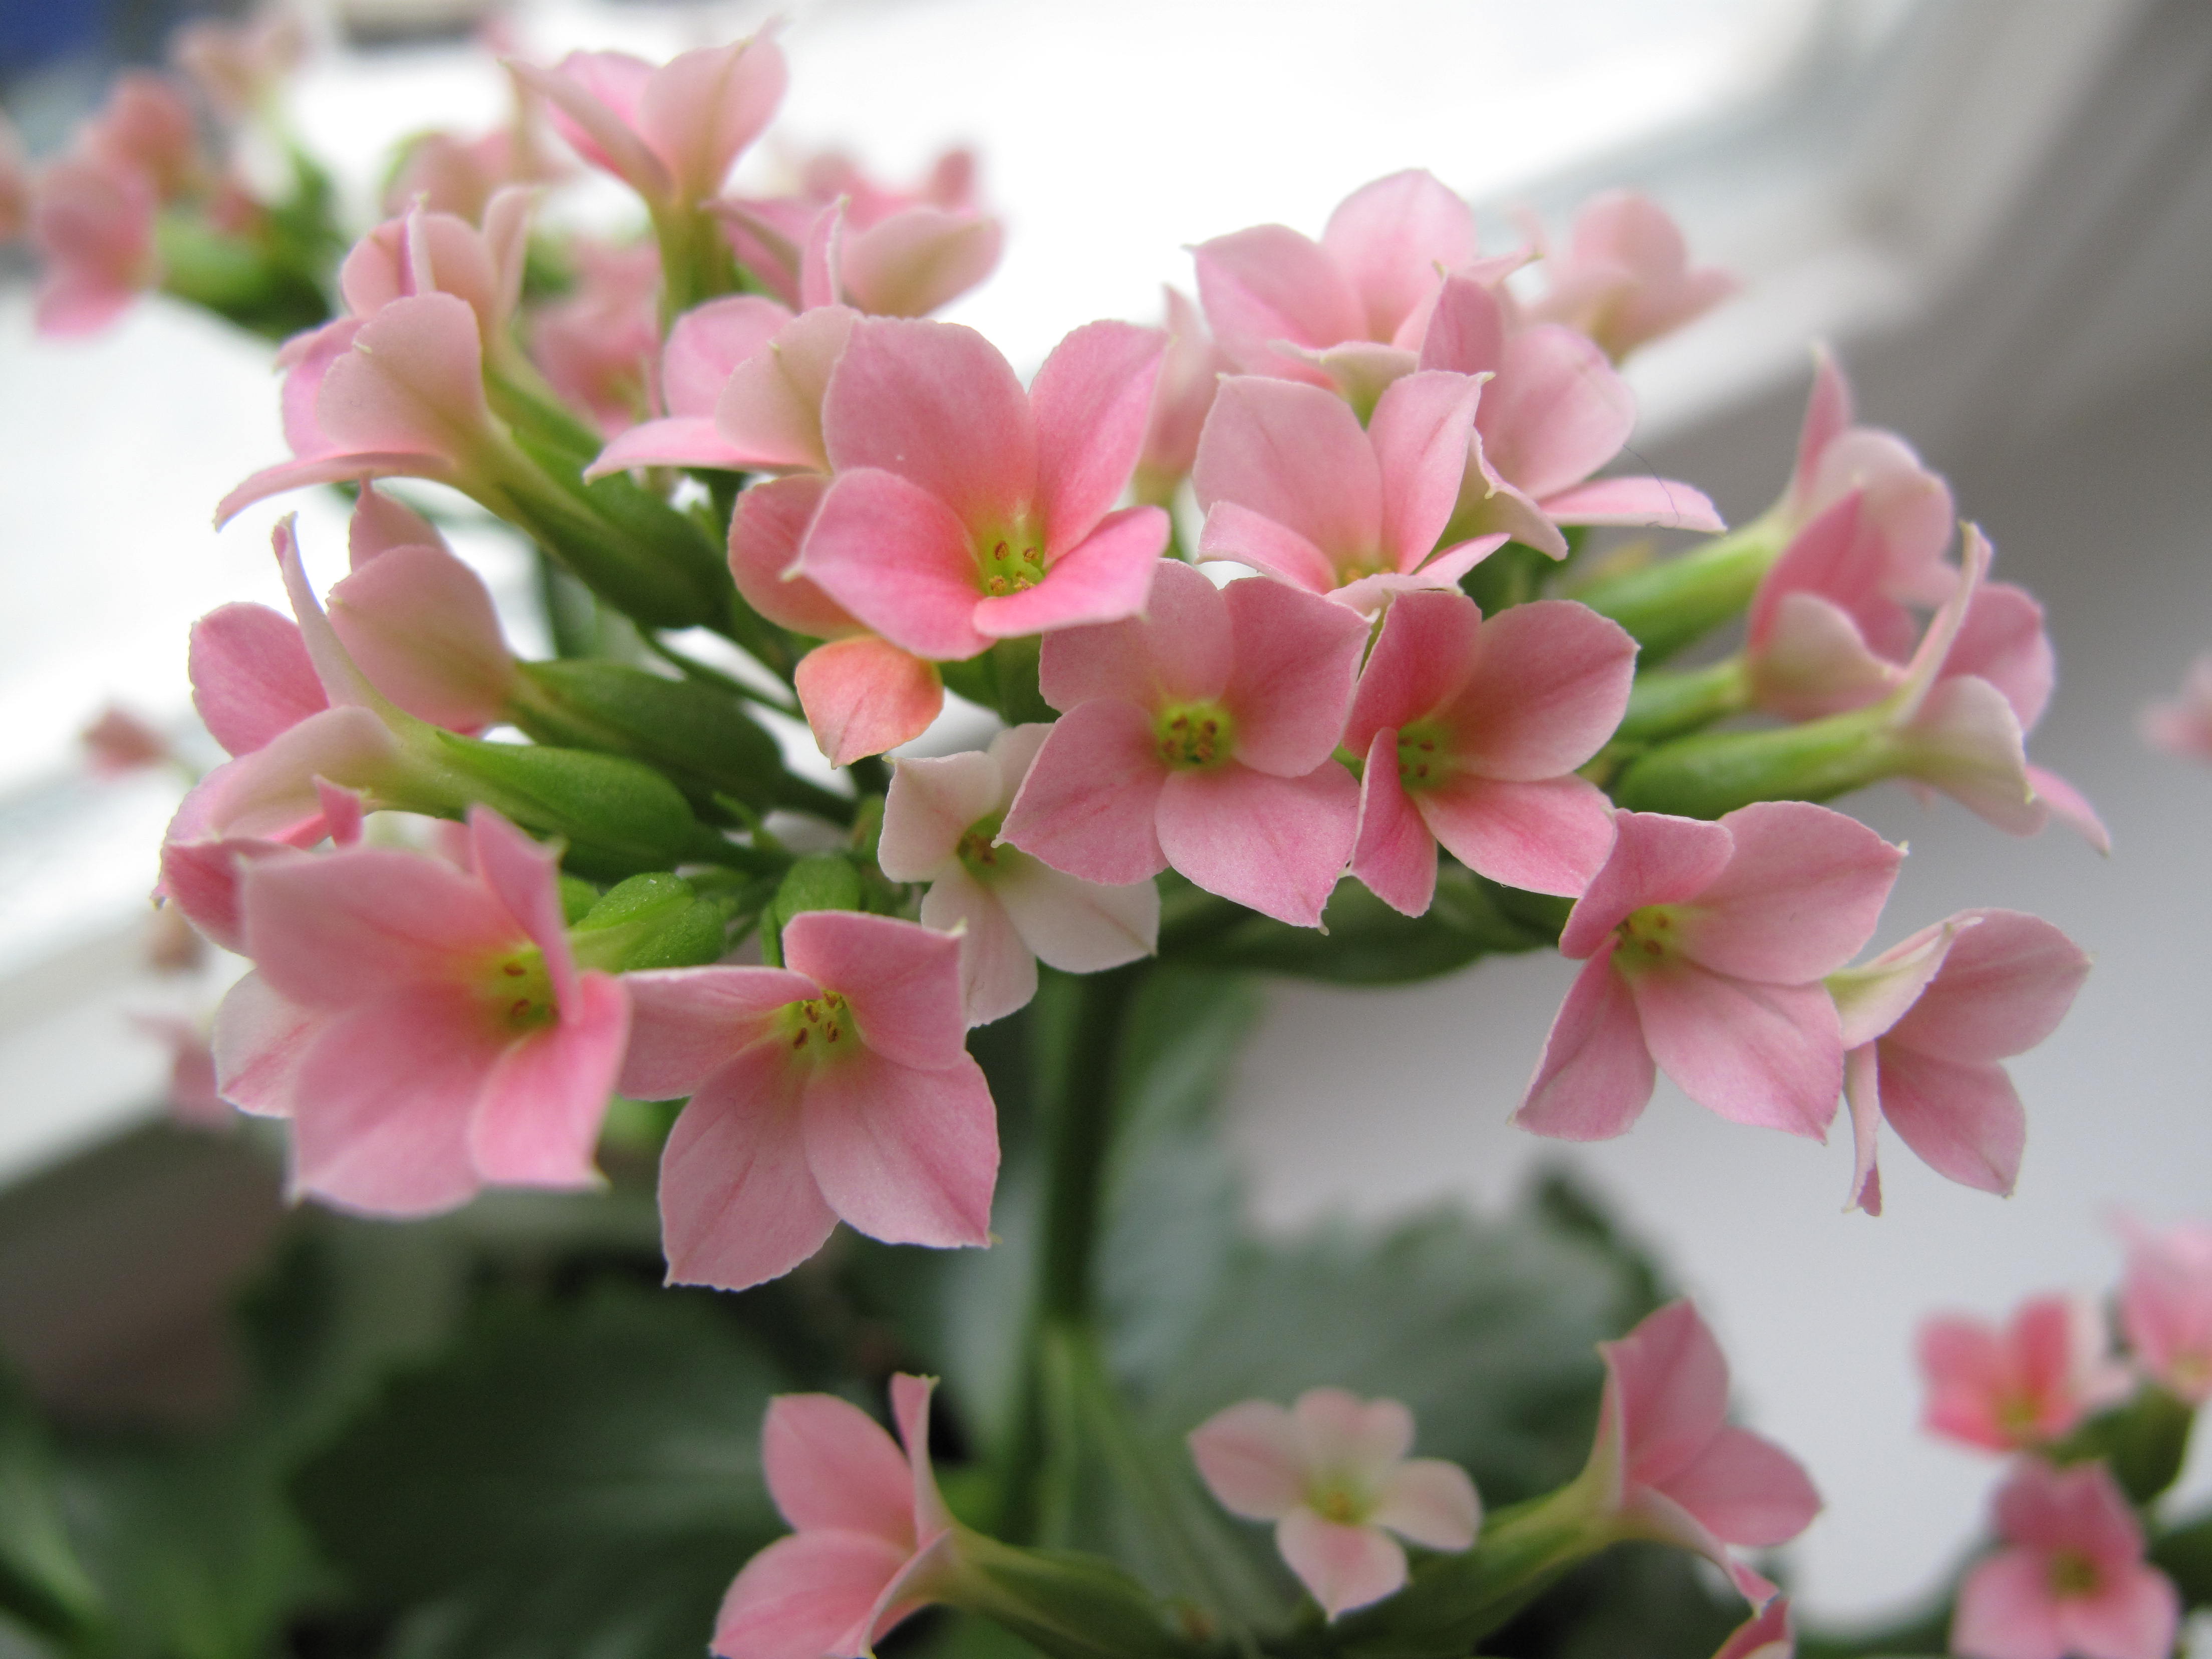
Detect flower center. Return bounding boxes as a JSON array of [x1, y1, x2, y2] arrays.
[[1615, 905, 1683, 966], [1156, 702, 1235, 770], [484, 948, 557, 1034], [1995, 1392, 2045, 1442], [2047, 1551, 2101, 1598], [780, 989, 854, 1057], [977, 532, 1046, 598], [1395, 719, 1453, 792], [1307, 1482, 1368, 1526], [957, 811, 1009, 880]]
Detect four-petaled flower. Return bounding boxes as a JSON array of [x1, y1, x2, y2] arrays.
[[1916, 1294, 2130, 1454]]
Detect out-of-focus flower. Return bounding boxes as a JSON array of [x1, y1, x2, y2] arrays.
[[2140, 653, 2212, 763], [2117, 1218, 2212, 1403], [79, 72, 202, 201], [1917, 1295, 2129, 1453], [172, 7, 308, 121], [529, 239, 662, 436], [1522, 189, 1739, 361], [1188, 1387, 1479, 1618], [1133, 286, 1231, 508], [29, 154, 159, 337], [129, 1014, 230, 1129], [81, 705, 174, 774], [1952, 1460, 2177, 1659]]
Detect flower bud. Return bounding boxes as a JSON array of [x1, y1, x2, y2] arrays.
[[568, 872, 730, 972]]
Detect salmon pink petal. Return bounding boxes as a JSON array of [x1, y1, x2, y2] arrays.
[[1664, 1426, 1822, 1548], [762, 1393, 914, 1543], [803, 468, 990, 660], [1542, 474, 1724, 534], [1369, 370, 1486, 569], [793, 638, 944, 767], [315, 292, 493, 459], [1193, 224, 1361, 379], [243, 845, 515, 1007], [1346, 590, 1479, 749], [1275, 1510, 1406, 1619], [347, 484, 445, 569], [190, 603, 327, 755], [1220, 576, 1370, 777], [619, 965, 815, 1100], [1874, 1048, 2024, 1197], [880, 751, 1001, 881], [920, 867, 1036, 1026], [469, 972, 626, 1187], [993, 857, 1158, 974], [664, 295, 793, 417], [328, 543, 514, 731], [1000, 702, 1172, 884], [1558, 811, 1734, 960], [1192, 376, 1381, 562], [1420, 773, 1617, 897], [1197, 501, 1338, 594], [660, 1043, 839, 1291], [782, 911, 969, 1071], [1320, 169, 1476, 345], [211, 971, 318, 1117], [1678, 801, 1902, 983], [1188, 1400, 1304, 1520], [1477, 326, 1633, 500], [1353, 732, 1439, 918], [801, 1047, 997, 1248], [714, 1530, 908, 1659], [973, 506, 1166, 640], [1156, 761, 1358, 928], [1888, 910, 2089, 1063], [730, 474, 853, 636], [1515, 950, 1653, 1140], [1038, 557, 1231, 712], [1627, 966, 1840, 1138], [1953, 1548, 2064, 1659], [1446, 600, 1638, 781], [1030, 320, 1167, 555], [637, 36, 785, 202], [715, 305, 858, 475], [840, 207, 1003, 318], [1369, 1460, 1480, 1551], [822, 318, 1033, 528]]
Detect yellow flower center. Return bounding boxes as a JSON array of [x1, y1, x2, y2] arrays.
[[1156, 702, 1235, 770], [780, 989, 853, 1057]]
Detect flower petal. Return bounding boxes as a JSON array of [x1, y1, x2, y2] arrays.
[[1192, 376, 1381, 563], [713, 1529, 910, 1659], [762, 1393, 915, 1544], [973, 505, 1166, 639], [1155, 760, 1358, 929], [1320, 169, 1476, 345], [189, 603, 326, 755], [210, 970, 318, 1117], [920, 866, 1038, 1027], [1368, 370, 1485, 570], [619, 965, 814, 1100], [1370, 1459, 1480, 1553], [1477, 325, 1632, 501], [1514, 950, 1654, 1141], [659, 1041, 839, 1292], [1220, 576, 1371, 777], [1030, 320, 1166, 556], [991, 855, 1159, 974], [1418, 773, 1617, 897], [880, 751, 1002, 882], [1188, 1400, 1304, 1521], [1352, 730, 1438, 918], [1662, 1425, 1821, 1549], [1873, 1046, 2025, 1198], [802, 468, 990, 660], [1678, 801, 1903, 984], [1542, 474, 1724, 534], [715, 304, 859, 475], [1556, 810, 1733, 962], [840, 207, 1003, 319], [729, 474, 854, 636], [1889, 909, 2089, 1064], [793, 638, 945, 767], [1192, 223, 1362, 379], [1197, 500, 1338, 595], [1444, 599, 1638, 782], [999, 701, 1171, 885], [1275, 1511, 1407, 1620], [1626, 965, 1841, 1138], [468, 971, 627, 1188], [801, 1047, 997, 1249], [783, 911, 970, 1071]]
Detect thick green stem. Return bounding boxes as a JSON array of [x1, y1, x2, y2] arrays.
[[1575, 513, 1788, 663], [1611, 703, 1901, 818], [1614, 657, 1751, 746]]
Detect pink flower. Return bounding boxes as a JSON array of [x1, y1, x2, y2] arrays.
[[999, 561, 1368, 929], [1344, 590, 1635, 907], [1192, 169, 1478, 387], [78, 72, 202, 201], [1187, 1388, 1479, 1618], [529, 238, 663, 436], [29, 153, 159, 337], [1192, 371, 1506, 611], [800, 317, 1171, 657], [171, 7, 308, 120], [1712, 1598, 1794, 1659], [1574, 1300, 1820, 1604], [1952, 1459, 2178, 1659], [129, 1014, 230, 1131], [714, 1374, 959, 1659], [1516, 801, 1903, 1143], [1522, 190, 1740, 360], [211, 806, 631, 1215], [2140, 654, 2212, 763], [511, 34, 786, 212], [1416, 273, 1724, 558], [619, 911, 997, 1292], [1916, 1295, 2128, 1454], [1828, 909, 2089, 1214], [2117, 1218, 2212, 1404], [879, 725, 1159, 1025], [1133, 287, 1232, 507], [81, 704, 173, 774]]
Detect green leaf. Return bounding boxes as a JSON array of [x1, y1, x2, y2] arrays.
[[0, 1368, 100, 1642], [2051, 1386, 2194, 1505], [2152, 1508, 2212, 1609], [293, 1284, 789, 1659]]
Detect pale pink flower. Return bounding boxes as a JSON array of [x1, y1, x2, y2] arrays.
[[880, 725, 1159, 1025], [1916, 1295, 2128, 1454], [172, 7, 308, 120], [1192, 371, 1507, 611], [1952, 1459, 2178, 1659], [1522, 190, 1740, 360], [29, 153, 159, 336], [212, 806, 631, 1214], [2139, 654, 2212, 764], [1416, 273, 1724, 558], [335, 193, 532, 346], [1133, 287, 1231, 507], [1575, 1300, 1819, 1604], [2117, 1218, 2212, 1404], [78, 72, 201, 201], [1829, 909, 2089, 1215], [800, 318, 1170, 658], [529, 238, 662, 436], [999, 561, 1368, 929], [81, 704, 173, 774], [715, 1375, 959, 1659], [1188, 1388, 1479, 1618], [1516, 801, 1903, 1143], [384, 62, 569, 222], [1345, 590, 1634, 908], [620, 911, 996, 1292], [1712, 1598, 1794, 1659], [130, 1013, 230, 1130], [510, 33, 786, 212]]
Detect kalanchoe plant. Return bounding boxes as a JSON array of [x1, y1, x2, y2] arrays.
[[14, 17, 2200, 1659]]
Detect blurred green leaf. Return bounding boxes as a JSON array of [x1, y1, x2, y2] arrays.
[[0, 1370, 100, 1644]]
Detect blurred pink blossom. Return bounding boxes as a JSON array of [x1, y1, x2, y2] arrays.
[[1952, 1460, 2176, 1659], [1522, 190, 1739, 360], [1917, 1294, 2128, 1453]]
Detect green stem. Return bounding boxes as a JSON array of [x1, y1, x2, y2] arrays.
[[1574, 512, 1788, 663], [1610, 703, 1897, 818], [1614, 656, 1752, 745], [645, 633, 802, 718]]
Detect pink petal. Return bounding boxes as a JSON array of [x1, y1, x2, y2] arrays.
[[1369, 1459, 1480, 1552], [2062, 1567, 2180, 1659], [1156, 760, 1358, 929], [619, 965, 816, 1101], [1293, 1388, 1414, 1481], [588, 415, 753, 478], [729, 474, 855, 637], [1419, 773, 1618, 897], [328, 542, 514, 731], [821, 317, 1033, 530], [636, 35, 785, 202], [1345, 589, 1480, 750], [920, 867, 1038, 1027], [663, 294, 793, 418], [1444, 599, 1638, 781], [168, 707, 404, 845], [467, 805, 577, 1005], [1557, 811, 1733, 961], [189, 603, 327, 756], [1192, 224, 1363, 378], [1197, 501, 1338, 594], [1030, 320, 1167, 556], [217, 450, 466, 529], [1873, 1047, 2025, 1197], [660, 1041, 840, 1291], [164, 835, 289, 954], [1663, 1426, 1820, 1548], [1944, 582, 2053, 729], [468, 971, 627, 1187], [715, 305, 859, 476], [1220, 576, 1371, 777], [879, 751, 1002, 882], [1476, 325, 1632, 501], [762, 1393, 915, 1544], [1952, 1549, 2067, 1659], [1843, 1044, 1885, 1214], [1284, 340, 1421, 414], [2027, 765, 2110, 854], [1712, 1598, 1795, 1659], [1890, 909, 2089, 1064], [973, 506, 1166, 640], [1626, 965, 1842, 1138], [1320, 169, 1477, 345], [1417, 272, 1508, 377], [347, 484, 446, 569], [999, 701, 1172, 884], [1678, 801, 1903, 984], [1602, 1301, 1732, 1489], [315, 292, 492, 460], [1191, 376, 1381, 563], [1368, 370, 1486, 571], [1829, 918, 1961, 1050], [1352, 730, 1439, 918], [1037, 556, 1231, 712], [1898, 675, 2040, 834], [241, 845, 516, 1008], [1514, 950, 1655, 1141], [991, 856, 1159, 973], [1542, 474, 1725, 535], [802, 468, 990, 660], [1751, 593, 1899, 722], [801, 1047, 997, 1249], [1791, 346, 1854, 508], [509, 54, 669, 200], [210, 970, 318, 1117], [713, 1530, 909, 1659], [840, 208, 1003, 318], [1275, 1511, 1407, 1619], [794, 638, 945, 767], [783, 911, 970, 1071], [1188, 1400, 1306, 1520]]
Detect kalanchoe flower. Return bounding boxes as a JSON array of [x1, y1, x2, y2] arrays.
[[1345, 590, 1635, 907], [171, 6, 308, 121], [1522, 190, 1740, 361], [1000, 562, 1368, 928], [1916, 1295, 2128, 1454], [1133, 286, 1232, 508], [81, 704, 174, 774], [1192, 371, 1506, 611], [1188, 1388, 1479, 1619], [1517, 801, 1903, 1143], [800, 317, 1171, 659], [29, 154, 159, 336], [529, 239, 662, 436], [130, 1013, 230, 1131], [1570, 1300, 1820, 1604], [2116, 1218, 2212, 1404], [2139, 653, 2212, 763], [714, 1375, 960, 1659], [211, 806, 630, 1214], [879, 726, 1159, 1026], [1828, 909, 2089, 1214], [77, 72, 202, 201], [619, 911, 997, 1292], [1712, 1597, 1794, 1659], [1951, 1459, 2178, 1659]]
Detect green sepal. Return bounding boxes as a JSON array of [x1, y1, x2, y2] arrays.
[[947, 1532, 1205, 1659], [942, 638, 1055, 728], [2152, 1508, 2212, 1609], [1609, 704, 1894, 819], [2052, 1385, 2196, 1505], [570, 873, 730, 973], [557, 875, 600, 925]]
